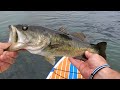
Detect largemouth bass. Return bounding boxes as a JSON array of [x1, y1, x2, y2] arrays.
[[6, 24, 107, 65]]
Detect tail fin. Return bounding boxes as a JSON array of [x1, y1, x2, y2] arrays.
[[91, 42, 107, 59]]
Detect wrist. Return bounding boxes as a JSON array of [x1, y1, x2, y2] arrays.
[[93, 67, 110, 79], [89, 64, 110, 79], [93, 67, 120, 79]]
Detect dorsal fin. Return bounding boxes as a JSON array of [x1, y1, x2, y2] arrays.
[[70, 32, 86, 41], [58, 27, 86, 41], [58, 27, 69, 35]]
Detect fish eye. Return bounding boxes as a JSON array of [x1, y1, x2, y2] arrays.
[[22, 26, 28, 31]]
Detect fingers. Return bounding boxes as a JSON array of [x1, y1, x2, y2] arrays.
[[79, 61, 88, 71], [0, 42, 11, 49], [78, 62, 92, 78], [0, 42, 18, 73], [69, 57, 84, 70], [0, 48, 3, 55], [0, 54, 15, 64], [6, 51, 18, 58], [0, 42, 11, 55], [0, 51, 18, 73], [69, 57, 94, 78], [85, 51, 93, 59], [0, 61, 11, 73], [0, 51, 18, 63]]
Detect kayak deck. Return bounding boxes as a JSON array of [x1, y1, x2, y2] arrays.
[[46, 56, 84, 79]]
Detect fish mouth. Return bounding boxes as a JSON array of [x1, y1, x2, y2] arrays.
[[7, 25, 26, 51], [8, 25, 18, 43]]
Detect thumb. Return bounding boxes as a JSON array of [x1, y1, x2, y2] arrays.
[[0, 42, 11, 49], [85, 51, 92, 59]]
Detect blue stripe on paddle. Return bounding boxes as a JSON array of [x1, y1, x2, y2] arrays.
[[69, 64, 78, 79], [69, 64, 74, 79], [73, 65, 77, 79]]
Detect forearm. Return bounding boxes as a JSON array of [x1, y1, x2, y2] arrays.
[[93, 67, 120, 79]]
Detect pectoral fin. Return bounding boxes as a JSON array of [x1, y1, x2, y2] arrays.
[[44, 56, 55, 65]]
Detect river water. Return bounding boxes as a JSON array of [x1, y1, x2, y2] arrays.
[[0, 11, 120, 79]]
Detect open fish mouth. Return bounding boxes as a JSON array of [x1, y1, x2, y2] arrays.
[[8, 25, 19, 43], [6, 25, 27, 51]]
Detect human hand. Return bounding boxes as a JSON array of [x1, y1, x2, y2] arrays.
[[0, 42, 18, 73], [69, 51, 107, 79]]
